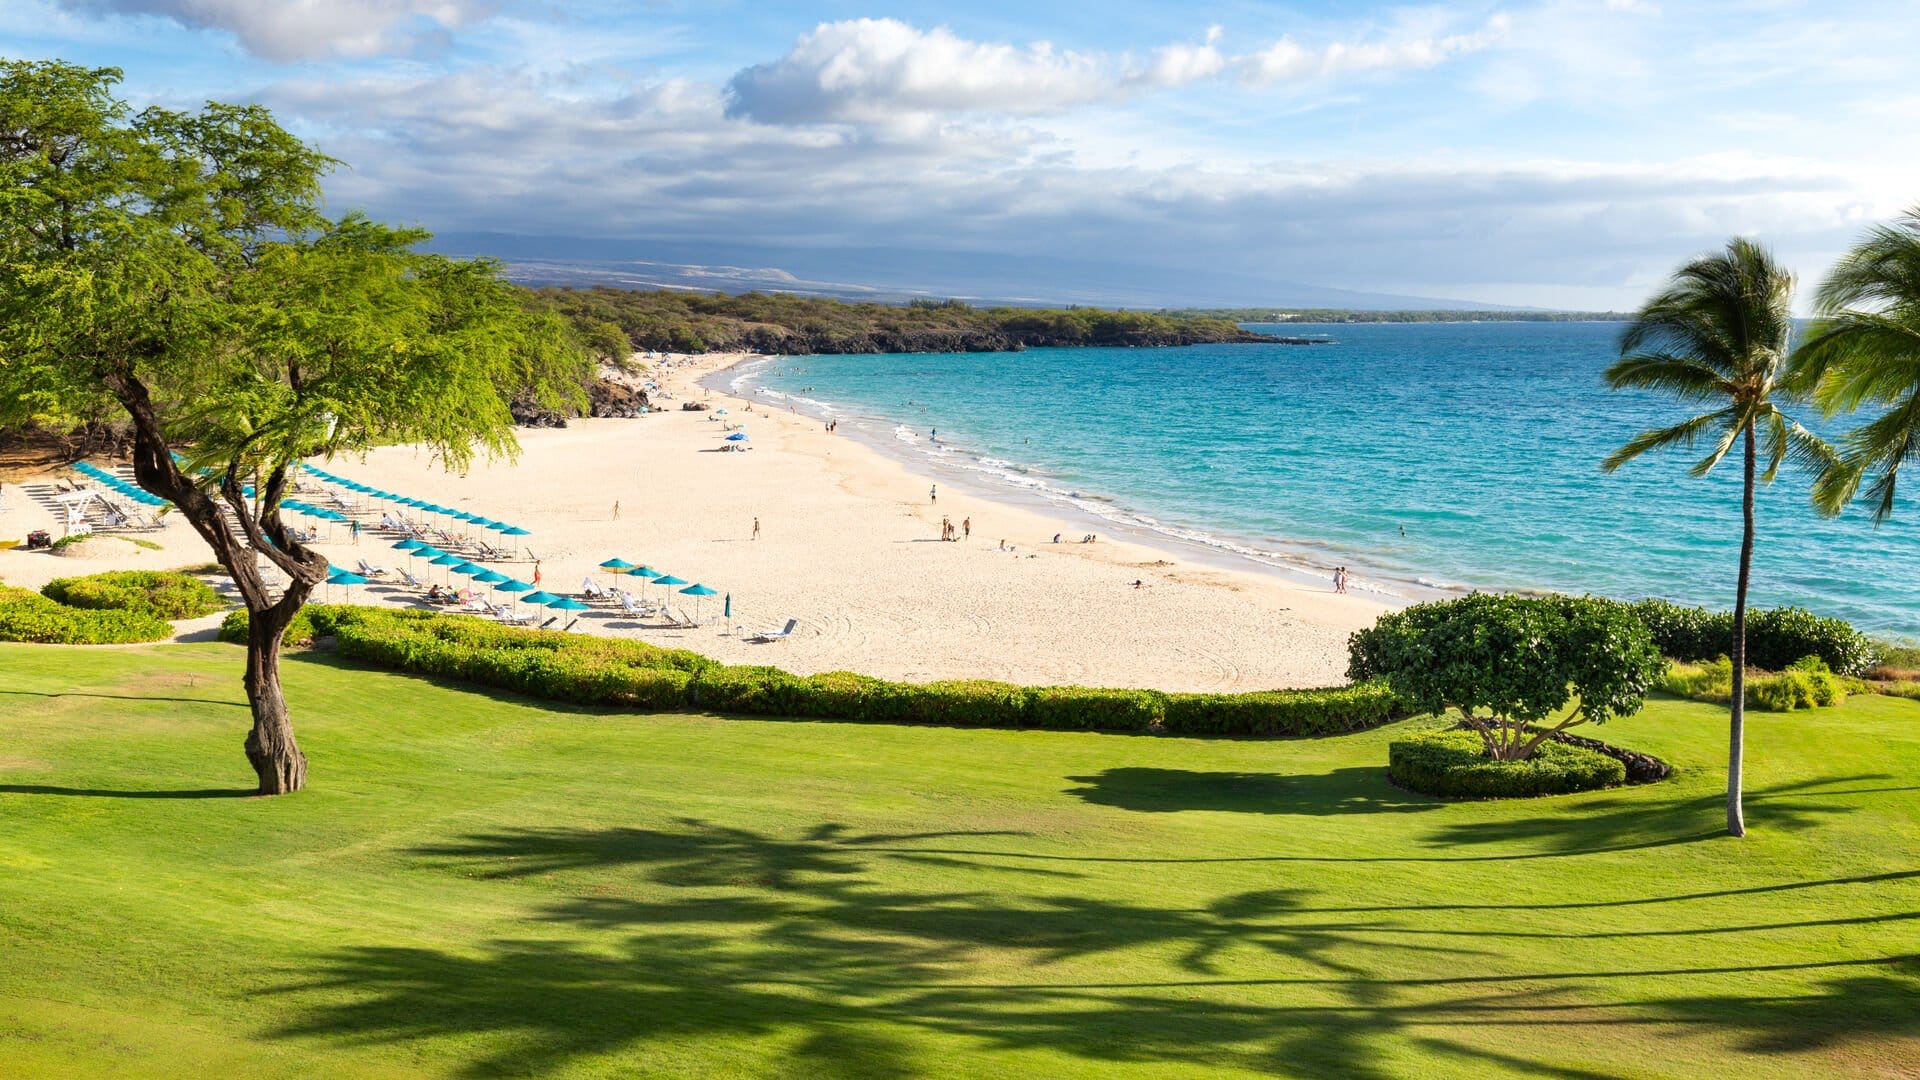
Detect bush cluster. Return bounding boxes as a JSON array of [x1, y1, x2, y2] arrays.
[[42, 570, 221, 620], [0, 584, 172, 644], [1387, 728, 1626, 798], [231, 606, 1407, 735], [1662, 655, 1852, 711], [217, 607, 321, 648], [1628, 598, 1877, 676]]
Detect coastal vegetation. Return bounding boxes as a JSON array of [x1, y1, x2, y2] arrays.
[[3, 641, 1917, 1078], [0, 61, 588, 793], [1160, 307, 1629, 323], [522, 287, 1276, 355], [1386, 727, 1626, 797], [40, 570, 221, 621], [1347, 594, 1666, 762], [1792, 206, 1920, 521], [0, 582, 173, 643], [1601, 238, 1832, 837]]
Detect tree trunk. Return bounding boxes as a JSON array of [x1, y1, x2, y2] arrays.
[[1729, 422, 1756, 838], [243, 599, 307, 795]]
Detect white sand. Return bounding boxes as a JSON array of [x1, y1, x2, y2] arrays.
[[0, 353, 1393, 690]]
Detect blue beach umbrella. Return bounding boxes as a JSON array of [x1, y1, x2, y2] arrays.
[[652, 574, 688, 587], [520, 590, 561, 606], [325, 568, 369, 602], [724, 593, 731, 621], [725, 432, 748, 441], [450, 561, 487, 578], [680, 582, 718, 622], [493, 577, 535, 593], [500, 525, 531, 537], [547, 596, 589, 628], [599, 558, 635, 586], [473, 570, 509, 585]]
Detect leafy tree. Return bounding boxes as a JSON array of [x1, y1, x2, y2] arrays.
[[0, 61, 587, 794], [1347, 594, 1665, 761], [1599, 238, 1831, 837], [1789, 207, 1920, 522]]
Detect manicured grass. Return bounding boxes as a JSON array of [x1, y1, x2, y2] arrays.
[[1, 642, 1917, 1078]]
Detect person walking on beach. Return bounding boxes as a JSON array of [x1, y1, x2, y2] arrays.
[[613, 500, 621, 520], [929, 484, 937, 504], [533, 560, 543, 586], [349, 520, 360, 544], [752, 517, 761, 541], [962, 517, 970, 540]]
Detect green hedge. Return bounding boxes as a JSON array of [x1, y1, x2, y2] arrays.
[[1628, 598, 1877, 676], [244, 605, 1406, 736], [0, 585, 172, 644], [42, 570, 222, 620], [1388, 728, 1627, 798], [1662, 655, 1850, 712]]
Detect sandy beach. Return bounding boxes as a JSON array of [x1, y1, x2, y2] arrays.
[[0, 353, 1393, 690]]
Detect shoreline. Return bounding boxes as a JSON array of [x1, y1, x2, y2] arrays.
[[702, 351, 1444, 605]]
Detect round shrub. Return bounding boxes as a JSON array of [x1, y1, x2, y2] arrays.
[[0, 585, 171, 644], [42, 570, 221, 620], [1389, 729, 1627, 798]]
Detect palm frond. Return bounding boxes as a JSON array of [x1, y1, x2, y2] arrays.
[[1601, 408, 1734, 473], [1603, 354, 1730, 400]]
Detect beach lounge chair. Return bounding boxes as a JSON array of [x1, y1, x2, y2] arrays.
[[355, 559, 391, 578], [399, 570, 426, 589], [537, 616, 559, 630], [750, 619, 798, 643], [580, 578, 610, 602], [617, 592, 648, 617]]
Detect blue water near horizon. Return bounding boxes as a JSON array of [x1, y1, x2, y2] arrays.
[[737, 322, 1920, 636]]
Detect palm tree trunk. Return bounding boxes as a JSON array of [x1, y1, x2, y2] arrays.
[[1729, 421, 1756, 838]]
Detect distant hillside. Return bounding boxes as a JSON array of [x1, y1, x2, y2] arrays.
[[1164, 308, 1628, 323], [522, 287, 1288, 355], [436, 233, 1518, 312]]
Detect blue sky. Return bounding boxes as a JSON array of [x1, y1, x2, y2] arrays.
[[6, 1, 1917, 308]]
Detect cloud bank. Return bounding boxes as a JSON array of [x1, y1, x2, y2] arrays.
[[54, 0, 496, 60]]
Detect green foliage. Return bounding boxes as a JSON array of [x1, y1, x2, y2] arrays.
[[1629, 598, 1878, 675], [1388, 728, 1626, 798], [0, 585, 171, 644], [284, 607, 1402, 735], [1663, 655, 1849, 711], [1791, 206, 1920, 522], [1160, 682, 1404, 736], [1349, 594, 1665, 760], [521, 286, 1264, 356], [217, 607, 321, 647], [41, 570, 221, 620]]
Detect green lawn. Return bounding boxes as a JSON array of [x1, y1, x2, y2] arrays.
[[1, 642, 1916, 1079]]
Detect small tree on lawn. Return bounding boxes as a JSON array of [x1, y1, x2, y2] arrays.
[[1349, 594, 1665, 761], [0, 61, 587, 794]]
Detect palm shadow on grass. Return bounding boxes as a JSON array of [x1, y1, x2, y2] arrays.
[[268, 818, 1920, 1079], [0, 784, 253, 799]]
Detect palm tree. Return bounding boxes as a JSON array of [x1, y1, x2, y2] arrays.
[[1601, 237, 1831, 838], [1789, 207, 1920, 522]]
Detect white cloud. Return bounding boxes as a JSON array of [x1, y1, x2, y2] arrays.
[[725, 16, 1508, 125], [54, 0, 497, 60], [1238, 15, 1509, 83]]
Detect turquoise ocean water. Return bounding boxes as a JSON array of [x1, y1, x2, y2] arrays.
[[730, 322, 1919, 636]]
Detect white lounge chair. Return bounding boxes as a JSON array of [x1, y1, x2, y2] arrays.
[[399, 570, 426, 588], [356, 559, 391, 578], [750, 619, 798, 643]]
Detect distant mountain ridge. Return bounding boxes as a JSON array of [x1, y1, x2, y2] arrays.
[[430, 232, 1529, 313]]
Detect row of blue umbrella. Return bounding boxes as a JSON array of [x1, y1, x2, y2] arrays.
[[300, 465, 531, 537], [327, 538, 588, 619], [70, 462, 167, 508], [598, 558, 728, 621]]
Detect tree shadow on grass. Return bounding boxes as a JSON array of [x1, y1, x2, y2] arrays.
[[1419, 774, 1891, 855], [1064, 767, 1443, 816], [0, 784, 253, 799], [0, 689, 245, 708], [269, 819, 1920, 1078]]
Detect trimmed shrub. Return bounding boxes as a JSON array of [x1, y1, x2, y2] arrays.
[[1663, 656, 1733, 703], [199, 604, 1407, 735], [1027, 686, 1165, 731], [1389, 728, 1626, 798], [41, 570, 221, 620], [0, 585, 171, 644], [1162, 682, 1404, 736]]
